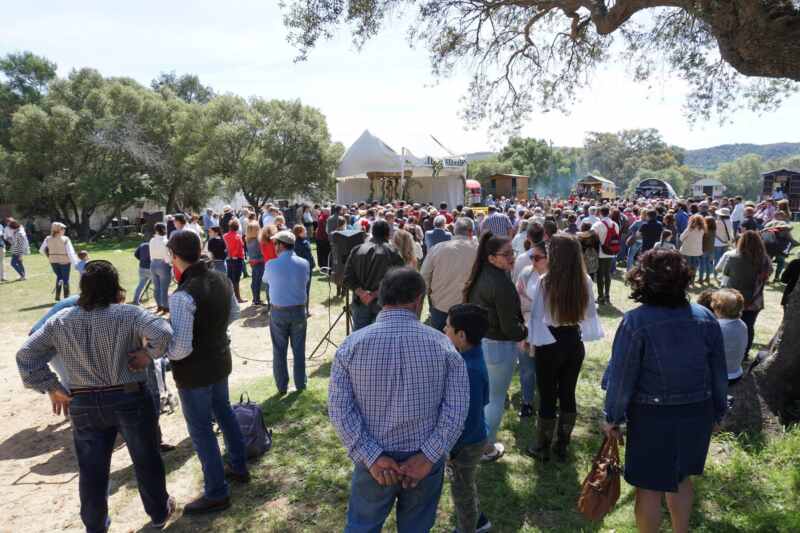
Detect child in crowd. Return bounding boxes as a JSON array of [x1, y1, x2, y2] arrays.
[[653, 229, 676, 251], [76, 250, 89, 275], [292, 225, 316, 316], [710, 288, 748, 385], [445, 304, 492, 533]]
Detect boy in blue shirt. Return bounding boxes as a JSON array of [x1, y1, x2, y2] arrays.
[[445, 304, 492, 533]]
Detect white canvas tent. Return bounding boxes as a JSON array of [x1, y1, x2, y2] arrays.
[[336, 130, 466, 207], [692, 178, 726, 198]]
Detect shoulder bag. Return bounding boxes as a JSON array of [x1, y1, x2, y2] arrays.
[[577, 436, 622, 521]]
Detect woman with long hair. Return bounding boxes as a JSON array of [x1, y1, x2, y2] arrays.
[[700, 216, 717, 283], [392, 228, 417, 269], [40, 222, 80, 300], [245, 221, 265, 305], [526, 234, 603, 461], [680, 214, 705, 284], [464, 232, 527, 462], [603, 249, 727, 533], [148, 222, 172, 314], [224, 219, 247, 303], [718, 230, 772, 356], [259, 225, 279, 306]]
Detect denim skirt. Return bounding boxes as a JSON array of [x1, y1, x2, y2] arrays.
[[624, 399, 714, 492]]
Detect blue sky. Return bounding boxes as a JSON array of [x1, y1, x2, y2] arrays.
[[3, 0, 799, 157]]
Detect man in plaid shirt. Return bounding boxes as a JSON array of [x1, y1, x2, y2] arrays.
[[328, 267, 469, 532]]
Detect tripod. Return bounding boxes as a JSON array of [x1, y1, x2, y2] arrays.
[[309, 277, 352, 360]]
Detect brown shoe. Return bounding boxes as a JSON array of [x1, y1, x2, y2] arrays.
[[224, 464, 251, 483], [183, 495, 231, 515]]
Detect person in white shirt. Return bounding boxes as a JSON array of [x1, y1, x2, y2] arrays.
[[186, 214, 204, 237], [526, 234, 603, 462], [149, 222, 173, 314], [730, 197, 745, 234], [590, 206, 619, 305], [581, 205, 599, 227], [39, 222, 80, 300], [511, 220, 529, 257], [512, 223, 545, 283]]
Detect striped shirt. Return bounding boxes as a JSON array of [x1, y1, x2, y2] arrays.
[[480, 213, 513, 236], [17, 304, 173, 393], [328, 308, 469, 468]]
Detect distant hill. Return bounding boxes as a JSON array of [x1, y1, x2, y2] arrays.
[[685, 142, 800, 171]]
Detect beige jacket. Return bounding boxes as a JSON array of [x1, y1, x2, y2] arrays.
[[420, 235, 478, 313]]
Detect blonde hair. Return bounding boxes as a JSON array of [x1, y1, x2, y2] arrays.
[[50, 222, 66, 237], [260, 224, 277, 245], [711, 288, 744, 319], [245, 221, 261, 241], [392, 229, 416, 266]]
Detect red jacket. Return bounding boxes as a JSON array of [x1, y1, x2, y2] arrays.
[[223, 231, 245, 259], [260, 240, 277, 263]]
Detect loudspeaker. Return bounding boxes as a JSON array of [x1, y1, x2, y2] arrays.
[[330, 229, 366, 284]]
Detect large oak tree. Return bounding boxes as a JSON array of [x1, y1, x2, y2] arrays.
[[281, 1, 800, 130]]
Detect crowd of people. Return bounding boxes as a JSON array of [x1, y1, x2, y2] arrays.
[[9, 191, 799, 533]]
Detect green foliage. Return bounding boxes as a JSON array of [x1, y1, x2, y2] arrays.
[[0, 51, 57, 148], [584, 129, 684, 193], [467, 155, 512, 186], [685, 142, 800, 171], [495, 138, 585, 196], [151, 71, 215, 104]]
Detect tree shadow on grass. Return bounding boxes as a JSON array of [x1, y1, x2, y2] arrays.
[[310, 361, 332, 379], [597, 304, 624, 319], [17, 303, 55, 312]]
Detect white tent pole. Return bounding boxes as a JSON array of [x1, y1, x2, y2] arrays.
[[399, 147, 406, 201]]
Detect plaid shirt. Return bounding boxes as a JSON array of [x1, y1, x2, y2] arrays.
[[17, 304, 173, 393], [328, 308, 469, 468], [480, 213, 513, 236]]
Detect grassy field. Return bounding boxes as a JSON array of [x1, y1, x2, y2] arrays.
[[2, 235, 799, 532]]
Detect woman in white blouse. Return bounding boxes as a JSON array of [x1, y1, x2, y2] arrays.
[[148, 222, 172, 314], [526, 234, 604, 462]]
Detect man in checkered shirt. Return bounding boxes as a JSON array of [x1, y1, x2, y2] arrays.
[[16, 260, 176, 532], [328, 267, 469, 532], [479, 205, 514, 237]]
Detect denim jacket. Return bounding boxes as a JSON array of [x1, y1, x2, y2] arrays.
[[602, 303, 728, 425]]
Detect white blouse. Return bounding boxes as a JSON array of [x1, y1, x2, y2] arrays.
[[526, 273, 604, 346], [149, 235, 171, 263]]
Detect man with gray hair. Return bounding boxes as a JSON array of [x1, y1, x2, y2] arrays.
[[421, 217, 478, 331], [424, 215, 451, 252]]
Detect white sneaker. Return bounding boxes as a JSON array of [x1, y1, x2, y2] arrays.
[[480, 442, 505, 462]]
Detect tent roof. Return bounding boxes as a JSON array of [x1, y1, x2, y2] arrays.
[[336, 130, 423, 178], [693, 178, 723, 187], [577, 174, 616, 187]]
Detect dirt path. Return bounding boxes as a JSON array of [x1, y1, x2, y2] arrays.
[[0, 302, 342, 533]]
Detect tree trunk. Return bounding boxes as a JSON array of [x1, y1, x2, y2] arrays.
[[721, 288, 800, 434]]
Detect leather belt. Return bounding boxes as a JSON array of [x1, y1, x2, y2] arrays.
[[70, 382, 144, 395]]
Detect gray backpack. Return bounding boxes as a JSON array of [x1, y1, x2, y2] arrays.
[[232, 393, 272, 459]]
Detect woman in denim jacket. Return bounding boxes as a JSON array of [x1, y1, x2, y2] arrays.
[[602, 249, 727, 533]]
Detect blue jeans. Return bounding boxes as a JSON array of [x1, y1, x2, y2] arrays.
[[250, 262, 265, 302], [213, 259, 227, 274], [626, 241, 641, 271], [69, 388, 169, 533], [150, 259, 172, 309], [686, 255, 702, 278], [270, 306, 307, 392], [733, 221, 741, 235], [11, 253, 25, 277], [714, 246, 728, 270], [133, 268, 152, 305], [177, 378, 248, 500], [345, 451, 445, 533], [699, 252, 715, 280], [51, 262, 71, 288], [518, 346, 537, 405], [429, 306, 448, 332], [352, 299, 380, 331], [482, 338, 518, 442]]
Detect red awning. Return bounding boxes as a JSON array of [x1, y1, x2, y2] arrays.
[[465, 179, 481, 190]]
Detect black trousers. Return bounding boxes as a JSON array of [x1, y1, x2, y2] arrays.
[[597, 257, 613, 300], [741, 309, 760, 356], [534, 326, 585, 419]]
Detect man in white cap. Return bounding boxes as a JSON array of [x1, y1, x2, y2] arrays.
[[262, 230, 310, 394]]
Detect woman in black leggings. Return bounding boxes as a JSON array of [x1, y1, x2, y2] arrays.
[[526, 234, 604, 461]]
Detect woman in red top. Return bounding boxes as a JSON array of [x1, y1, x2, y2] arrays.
[[259, 225, 278, 306], [224, 219, 247, 302]]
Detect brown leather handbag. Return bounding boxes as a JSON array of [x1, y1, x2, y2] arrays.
[[577, 436, 622, 521]]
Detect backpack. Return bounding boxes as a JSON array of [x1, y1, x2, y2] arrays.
[[232, 393, 272, 459], [600, 220, 621, 255]]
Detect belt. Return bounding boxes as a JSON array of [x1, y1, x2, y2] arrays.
[[270, 304, 305, 311], [70, 382, 144, 395]]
